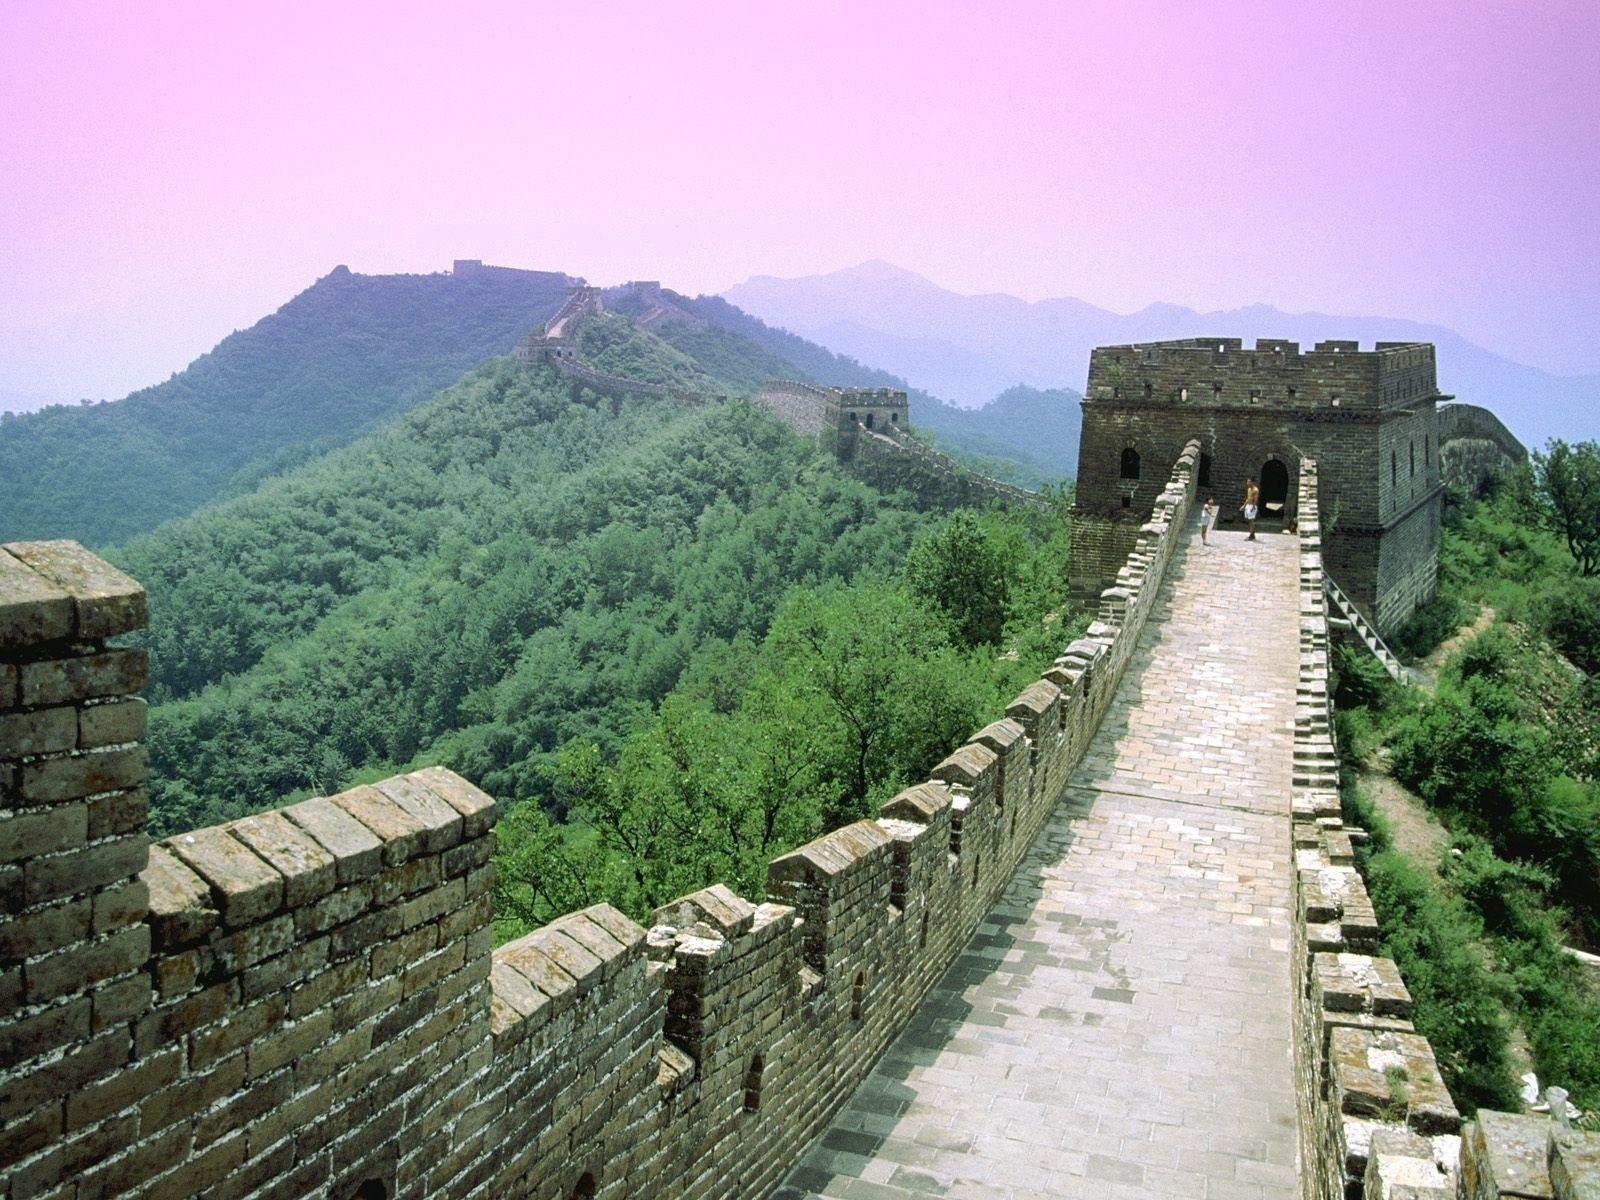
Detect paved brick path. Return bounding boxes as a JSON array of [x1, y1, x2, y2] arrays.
[[775, 524, 1302, 1200]]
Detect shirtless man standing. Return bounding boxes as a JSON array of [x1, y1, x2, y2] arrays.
[[1242, 478, 1260, 541]]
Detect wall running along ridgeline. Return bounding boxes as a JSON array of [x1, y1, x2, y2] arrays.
[[0, 444, 1198, 1200]]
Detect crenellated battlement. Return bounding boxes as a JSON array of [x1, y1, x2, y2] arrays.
[[1085, 337, 1441, 412], [0, 443, 1200, 1198]]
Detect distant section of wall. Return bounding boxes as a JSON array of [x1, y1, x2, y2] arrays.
[[754, 380, 1045, 510], [1436, 402, 1528, 496], [1, 448, 1195, 1199]]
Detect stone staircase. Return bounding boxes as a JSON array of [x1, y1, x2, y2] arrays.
[[1323, 573, 1415, 684]]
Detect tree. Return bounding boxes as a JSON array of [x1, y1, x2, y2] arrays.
[[1532, 440, 1600, 576], [903, 512, 1009, 648]]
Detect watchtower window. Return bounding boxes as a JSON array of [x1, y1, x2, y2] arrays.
[[1121, 496, 1131, 509], [1391, 451, 1398, 488], [1120, 448, 1141, 480], [1425, 434, 1431, 465], [1410, 442, 1416, 477], [865, 413, 874, 429], [1212, 382, 1223, 397], [851, 972, 866, 1021], [890, 412, 898, 423], [743, 1054, 765, 1112], [919, 909, 929, 950], [1143, 381, 1153, 399], [1198, 453, 1213, 487]]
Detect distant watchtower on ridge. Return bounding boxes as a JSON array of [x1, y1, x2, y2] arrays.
[[1068, 337, 1446, 634]]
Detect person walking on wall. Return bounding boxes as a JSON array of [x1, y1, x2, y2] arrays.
[[1200, 497, 1217, 545], [1241, 478, 1260, 541]]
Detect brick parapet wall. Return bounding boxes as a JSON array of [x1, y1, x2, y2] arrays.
[[0, 460, 1207, 1199], [1287, 464, 1464, 1200]]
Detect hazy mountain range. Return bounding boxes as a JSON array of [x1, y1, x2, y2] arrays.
[[724, 261, 1598, 446]]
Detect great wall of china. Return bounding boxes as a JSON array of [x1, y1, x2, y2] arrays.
[[3, 321, 1589, 1200], [515, 288, 1046, 512]]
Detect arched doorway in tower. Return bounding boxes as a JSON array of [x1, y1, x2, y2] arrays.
[[1259, 458, 1290, 524]]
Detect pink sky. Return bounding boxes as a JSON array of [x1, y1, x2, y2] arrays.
[[3, 0, 1597, 402]]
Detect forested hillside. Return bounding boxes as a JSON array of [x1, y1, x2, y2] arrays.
[[111, 308, 1081, 942], [0, 266, 572, 545], [1334, 455, 1600, 1116]]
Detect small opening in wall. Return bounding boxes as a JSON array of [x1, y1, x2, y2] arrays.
[[1410, 442, 1416, 477], [1212, 382, 1223, 397], [1121, 496, 1131, 509], [1120, 448, 1140, 480], [355, 1184, 387, 1200], [972, 852, 981, 890], [1331, 396, 1341, 406], [571, 1174, 597, 1200], [1392, 451, 1397, 489], [1198, 453, 1212, 487], [851, 972, 866, 1021], [919, 909, 929, 950], [1142, 381, 1153, 399], [744, 1054, 765, 1112]]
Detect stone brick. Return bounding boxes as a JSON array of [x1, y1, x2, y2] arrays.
[[142, 843, 219, 947], [91, 877, 149, 934], [2, 541, 147, 640], [246, 1007, 334, 1080], [19, 746, 147, 803], [165, 825, 284, 926], [0, 1025, 128, 1123], [1551, 1129, 1600, 1200], [230, 810, 337, 906], [64, 1045, 182, 1130], [412, 765, 498, 837], [23, 836, 147, 906], [0, 895, 90, 963], [17, 648, 148, 708], [0, 1100, 63, 1169], [0, 803, 87, 865], [0, 705, 78, 757], [77, 697, 148, 749], [372, 772, 464, 851], [331, 784, 429, 865], [0, 548, 74, 647], [138, 1053, 248, 1135], [23, 923, 150, 1004], [86, 788, 149, 838], [283, 794, 384, 883], [90, 971, 153, 1031]]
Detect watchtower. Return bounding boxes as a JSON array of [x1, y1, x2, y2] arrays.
[[833, 387, 909, 438], [1068, 338, 1446, 634]]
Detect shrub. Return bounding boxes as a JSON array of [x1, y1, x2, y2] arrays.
[[1392, 592, 1466, 661], [1535, 576, 1600, 674]]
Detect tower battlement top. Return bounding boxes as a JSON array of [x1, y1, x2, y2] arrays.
[[1085, 337, 1439, 410]]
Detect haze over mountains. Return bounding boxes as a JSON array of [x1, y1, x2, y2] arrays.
[[0, 264, 1078, 549], [724, 261, 1598, 445]]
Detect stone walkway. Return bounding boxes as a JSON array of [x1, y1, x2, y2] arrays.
[[774, 523, 1302, 1200]]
